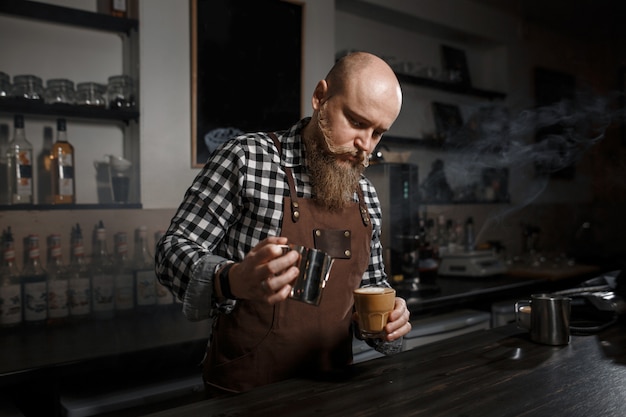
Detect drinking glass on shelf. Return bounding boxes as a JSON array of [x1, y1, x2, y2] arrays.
[[10, 74, 44, 100], [76, 82, 106, 107], [45, 78, 76, 105], [108, 155, 132, 203], [0, 71, 11, 98], [106, 75, 136, 109]]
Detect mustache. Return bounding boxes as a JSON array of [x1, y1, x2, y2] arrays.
[[324, 141, 370, 167], [317, 108, 370, 167]]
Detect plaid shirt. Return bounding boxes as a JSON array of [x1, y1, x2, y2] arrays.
[[155, 118, 388, 321]]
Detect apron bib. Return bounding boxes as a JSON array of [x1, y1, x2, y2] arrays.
[[204, 134, 372, 393]]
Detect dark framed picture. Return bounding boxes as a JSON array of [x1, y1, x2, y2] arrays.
[[441, 45, 471, 87], [432, 102, 463, 141], [190, 0, 303, 167]]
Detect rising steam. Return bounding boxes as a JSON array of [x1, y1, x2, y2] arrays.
[[447, 89, 618, 174], [432, 89, 625, 244]]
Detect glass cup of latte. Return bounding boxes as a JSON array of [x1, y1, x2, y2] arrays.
[[353, 284, 396, 338]]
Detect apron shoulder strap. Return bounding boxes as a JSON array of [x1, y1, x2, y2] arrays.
[[355, 185, 370, 226], [269, 132, 300, 223]]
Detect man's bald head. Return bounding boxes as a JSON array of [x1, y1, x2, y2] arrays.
[[323, 52, 402, 112]]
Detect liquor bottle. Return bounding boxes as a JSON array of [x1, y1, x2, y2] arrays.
[[446, 219, 459, 254], [90, 221, 115, 319], [133, 226, 156, 312], [454, 221, 464, 251], [0, 227, 22, 327], [22, 234, 48, 325], [113, 232, 134, 313], [154, 230, 174, 306], [6, 115, 34, 204], [68, 224, 91, 320], [436, 214, 449, 257], [46, 234, 69, 324], [50, 119, 75, 204], [37, 127, 53, 205], [110, 0, 127, 17], [416, 217, 438, 285], [464, 217, 475, 252], [0, 124, 10, 204]]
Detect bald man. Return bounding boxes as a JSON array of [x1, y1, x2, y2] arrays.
[[156, 52, 411, 394]]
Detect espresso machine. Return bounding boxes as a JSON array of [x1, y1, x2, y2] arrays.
[[365, 163, 423, 288]]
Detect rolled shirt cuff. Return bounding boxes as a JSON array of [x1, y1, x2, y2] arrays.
[[182, 254, 236, 321]]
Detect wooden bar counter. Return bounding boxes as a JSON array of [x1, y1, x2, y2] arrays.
[[145, 321, 626, 417]]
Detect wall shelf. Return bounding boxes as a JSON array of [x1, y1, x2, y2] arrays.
[[0, 203, 142, 211], [396, 73, 506, 100], [381, 135, 444, 148], [421, 199, 510, 205], [381, 135, 507, 153], [0, 99, 139, 123], [336, 0, 499, 46], [0, 0, 138, 34], [1, 0, 141, 206]]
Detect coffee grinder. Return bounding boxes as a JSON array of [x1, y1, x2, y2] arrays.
[[366, 163, 436, 293]]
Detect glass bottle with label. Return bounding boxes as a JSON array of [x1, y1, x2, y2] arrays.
[[0, 123, 10, 205], [446, 219, 459, 254], [50, 118, 75, 204], [0, 227, 22, 327], [68, 224, 91, 320], [6, 115, 34, 204], [133, 226, 156, 312], [113, 232, 134, 313], [435, 214, 449, 256], [90, 222, 115, 319], [46, 234, 69, 325], [37, 127, 53, 205], [464, 217, 475, 252], [154, 230, 174, 306], [110, 0, 128, 18], [22, 234, 48, 325]]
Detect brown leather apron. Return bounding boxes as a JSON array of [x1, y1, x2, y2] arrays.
[[203, 134, 373, 393]]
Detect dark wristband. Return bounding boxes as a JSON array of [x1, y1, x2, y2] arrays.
[[219, 262, 237, 299]]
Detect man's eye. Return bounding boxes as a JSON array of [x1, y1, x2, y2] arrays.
[[350, 118, 361, 127]]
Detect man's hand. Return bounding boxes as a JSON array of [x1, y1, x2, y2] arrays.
[[383, 297, 411, 341], [228, 236, 300, 304]]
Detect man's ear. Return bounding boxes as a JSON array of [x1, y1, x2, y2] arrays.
[[311, 80, 328, 111]]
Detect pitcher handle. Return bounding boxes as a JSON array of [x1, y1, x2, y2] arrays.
[[515, 300, 531, 330]]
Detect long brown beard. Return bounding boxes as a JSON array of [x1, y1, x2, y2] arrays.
[[304, 109, 365, 211]]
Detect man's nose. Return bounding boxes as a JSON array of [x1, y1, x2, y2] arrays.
[[355, 130, 375, 152]]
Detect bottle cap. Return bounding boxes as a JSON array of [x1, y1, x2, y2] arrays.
[[14, 114, 24, 128]]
